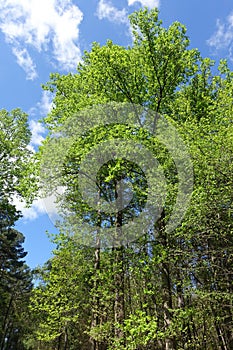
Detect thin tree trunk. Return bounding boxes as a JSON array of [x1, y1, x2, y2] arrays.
[[91, 191, 101, 350], [162, 263, 174, 350], [64, 327, 68, 350], [157, 209, 175, 350], [212, 311, 228, 350], [113, 246, 125, 341], [0, 293, 14, 350], [57, 333, 62, 350], [113, 179, 125, 345]]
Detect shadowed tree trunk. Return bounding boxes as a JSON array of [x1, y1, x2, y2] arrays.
[[157, 209, 175, 350], [91, 192, 101, 350], [113, 179, 125, 346]]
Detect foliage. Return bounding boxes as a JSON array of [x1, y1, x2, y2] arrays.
[[10, 7, 233, 350], [0, 108, 33, 349]]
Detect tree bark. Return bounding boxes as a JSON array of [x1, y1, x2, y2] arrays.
[[113, 179, 125, 345], [0, 292, 14, 350], [91, 196, 101, 350], [157, 209, 175, 350]]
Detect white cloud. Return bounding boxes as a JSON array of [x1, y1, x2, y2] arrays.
[[207, 13, 233, 57], [26, 144, 36, 153], [26, 120, 46, 153], [13, 196, 47, 221], [97, 0, 128, 24], [13, 191, 62, 222], [39, 90, 54, 116], [29, 90, 53, 118], [29, 120, 46, 147], [128, 0, 160, 8], [12, 47, 37, 80], [27, 90, 53, 152], [0, 0, 83, 78], [42, 188, 65, 222]]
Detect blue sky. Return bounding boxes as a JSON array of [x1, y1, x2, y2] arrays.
[[0, 0, 232, 268]]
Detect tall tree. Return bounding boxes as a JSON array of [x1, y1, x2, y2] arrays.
[[0, 108, 33, 349], [32, 7, 233, 350]]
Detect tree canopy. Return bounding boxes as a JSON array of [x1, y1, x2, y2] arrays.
[[1, 7, 232, 350]]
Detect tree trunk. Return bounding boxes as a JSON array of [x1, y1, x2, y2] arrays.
[[157, 209, 175, 350], [0, 293, 14, 350], [91, 195, 101, 350], [113, 246, 125, 342], [162, 263, 174, 350], [113, 180, 125, 345]]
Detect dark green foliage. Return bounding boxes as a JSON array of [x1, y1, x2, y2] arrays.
[[0, 108, 33, 349]]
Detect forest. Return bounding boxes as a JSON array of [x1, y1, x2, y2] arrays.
[[0, 8, 232, 350]]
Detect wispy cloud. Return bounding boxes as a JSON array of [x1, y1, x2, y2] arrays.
[[27, 90, 53, 152], [207, 13, 233, 59], [0, 0, 83, 79], [97, 0, 128, 24], [29, 90, 53, 119], [128, 0, 160, 8], [12, 47, 38, 80]]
